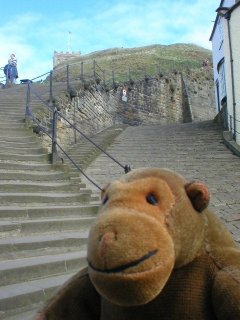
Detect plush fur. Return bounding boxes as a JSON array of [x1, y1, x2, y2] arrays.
[[35, 168, 240, 320]]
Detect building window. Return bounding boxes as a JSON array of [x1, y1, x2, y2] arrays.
[[219, 40, 223, 50], [217, 58, 227, 102], [218, 18, 224, 50], [215, 80, 221, 112]]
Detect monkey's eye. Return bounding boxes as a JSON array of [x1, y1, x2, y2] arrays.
[[102, 196, 109, 205], [146, 193, 158, 205]]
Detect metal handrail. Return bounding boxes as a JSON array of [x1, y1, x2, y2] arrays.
[[25, 72, 131, 190], [55, 108, 128, 172], [229, 114, 240, 139], [218, 105, 240, 141], [24, 58, 239, 192]]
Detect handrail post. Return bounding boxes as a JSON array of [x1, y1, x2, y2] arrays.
[[49, 71, 53, 108], [112, 70, 115, 86], [93, 60, 96, 82], [25, 81, 31, 122], [80, 61, 84, 81], [74, 101, 77, 144], [128, 68, 131, 82], [67, 64, 70, 92], [224, 107, 228, 130], [51, 107, 58, 164], [103, 70, 106, 86], [230, 115, 233, 136]]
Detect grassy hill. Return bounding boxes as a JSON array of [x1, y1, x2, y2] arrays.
[[53, 43, 212, 85]]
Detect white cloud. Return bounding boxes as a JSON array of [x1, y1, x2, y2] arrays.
[[0, 1, 218, 81]]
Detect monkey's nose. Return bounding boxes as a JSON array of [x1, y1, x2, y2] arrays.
[[99, 232, 117, 256]]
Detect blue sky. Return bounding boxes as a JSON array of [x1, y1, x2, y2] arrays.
[[0, 0, 219, 80]]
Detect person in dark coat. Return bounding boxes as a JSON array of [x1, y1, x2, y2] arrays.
[[4, 53, 18, 85]]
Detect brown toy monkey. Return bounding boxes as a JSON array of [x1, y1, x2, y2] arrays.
[[36, 168, 240, 320]]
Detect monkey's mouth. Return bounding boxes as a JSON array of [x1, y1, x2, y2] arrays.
[[88, 249, 158, 274]]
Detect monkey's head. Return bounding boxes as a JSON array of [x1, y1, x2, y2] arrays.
[[87, 168, 209, 306]]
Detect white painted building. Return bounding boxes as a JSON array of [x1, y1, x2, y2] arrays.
[[210, 0, 240, 145]]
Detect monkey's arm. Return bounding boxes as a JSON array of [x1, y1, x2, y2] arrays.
[[212, 268, 240, 320], [35, 267, 101, 320]]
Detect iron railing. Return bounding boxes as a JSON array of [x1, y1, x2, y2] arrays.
[[229, 114, 240, 141], [218, 104, 240, 142], [51, 57, 201, 89], [23, 58, 239, 191], [25, 67, 131, 190]]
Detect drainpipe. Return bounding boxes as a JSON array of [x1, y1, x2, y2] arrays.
[[217, 7, 237, 140], [225, 11, 236, 140]]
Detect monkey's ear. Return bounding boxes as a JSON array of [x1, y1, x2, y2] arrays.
[[185, 181, 210, 212]]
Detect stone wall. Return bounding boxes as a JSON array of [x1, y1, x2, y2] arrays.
[[116, 72, 189, 125], [53, 51, 81, 67], [112, 68, 216, 125], [50, 86, 118, 151], [36, 69, 216, 153], [182, 68, 216, 121], [56, 69, 216, 138]]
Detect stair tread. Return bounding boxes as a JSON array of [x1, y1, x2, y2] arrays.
[[0, 250, 86, 271], [0, 181, 77, 186], [0, 169, 66, 174], [0, 215, 94, 225], [0, 191, 91, 196], [0, 230, 89, 245], [0, 272, 76, 300], [0, 200, 99, 207], [0, 203, 99, 210]]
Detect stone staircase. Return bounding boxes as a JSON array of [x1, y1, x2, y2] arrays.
[[85, 121, 240, 244], [0, 85, 103, 319], [61, 125, 127, 171], [0, 84, 239, 319]]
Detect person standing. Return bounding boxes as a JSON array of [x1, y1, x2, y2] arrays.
[[8, 53, 17, 67], [6, 53, 18, 85]]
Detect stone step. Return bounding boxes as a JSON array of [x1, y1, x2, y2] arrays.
[[0, 111, 25, 116], [84, 122, 231, 193], [0, 108, 37, 115], [0, 203, 99, 220], [0, 161, 55, 171], [0, 129, 34, 137], [0, 216, 95, 236], [0, 140, 38, 148], [0, 181, 86, 192], [0, 191, 92, 204], [0, 123, 26, 129], [0, 231, 89, 259], [0, 272, 75, 318], [0, 83, 105, 318], [61, 125, 126, 171], [0, 119, 25, 125], [0, 117, 32, 123], [0, 152, 49, 161], [1, 305, 41, 320], [0, 118, 30, 123], [0, 127, 29, 133], [0, 250, 87, 286], [0, 135, 37, 142], [0, 169, 71, 180], [0, 146, 47, 155]]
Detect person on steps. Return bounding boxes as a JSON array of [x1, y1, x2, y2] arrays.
[[4, 53, 18, 86]]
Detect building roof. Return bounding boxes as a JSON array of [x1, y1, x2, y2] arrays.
[[209, 0, 224, 41], [229, 0, 240, 13], [209, 0, 240, 41]]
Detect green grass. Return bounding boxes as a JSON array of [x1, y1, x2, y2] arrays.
[[52, 43, 212, 85]]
